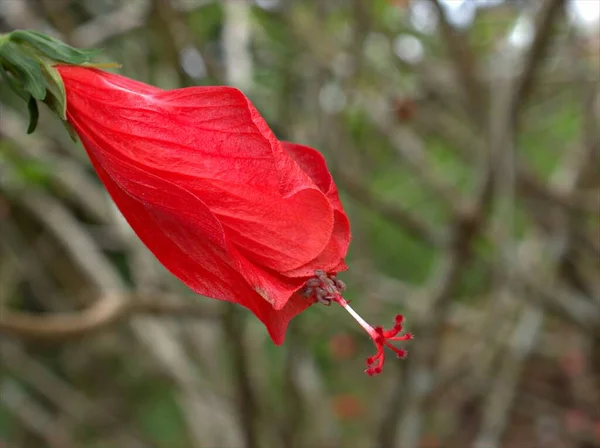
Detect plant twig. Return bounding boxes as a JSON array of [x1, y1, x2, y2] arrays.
[[431, 0, 486, 125], [0, 340, 151, 448], [380, 2, 567, 446], [0, 379, 76, 448], [223, 305, 262, 448], [0, 293, 223, 341], [510, 0, 567, 120]]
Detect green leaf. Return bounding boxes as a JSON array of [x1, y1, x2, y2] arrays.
[[0, 41, 46, 100], [26, 95, 39, 134], [9, 30, 101, 65]]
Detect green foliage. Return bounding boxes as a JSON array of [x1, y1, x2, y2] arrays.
[[521, 97, 582, 178], [134, 384, 189, 448], [0, 388, 15, 439], [187, 3, 223, 42], [0, 142, 53, 187], [365, 209, 436, 283], [427, 137, 477, 194]]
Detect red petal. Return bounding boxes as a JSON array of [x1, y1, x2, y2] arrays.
[[70, 109, 315, 306], [56, 65, 162, 97], [58, 67, 335, 274], [282, 142, 345, 212], [74, 124, 308, 342], [281, 142, 351, 276]]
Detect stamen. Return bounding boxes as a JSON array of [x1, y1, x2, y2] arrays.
[[302, 270, 412, 376]]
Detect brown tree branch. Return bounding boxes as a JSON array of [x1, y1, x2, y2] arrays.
[[223, 304, 262, 448], [380, 1, 568, 446], [0, 293, 224, 341], [0, 380, 76, 448], [415, 109, 599, 215], [431, 0, 486, 125], [0, 340, 152, 448], [511, 0, 567, 120]]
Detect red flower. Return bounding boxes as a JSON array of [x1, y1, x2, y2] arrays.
[[56, 66, 411, 374]]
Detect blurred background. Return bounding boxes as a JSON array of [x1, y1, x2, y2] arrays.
[[0, 0, 599, 447]]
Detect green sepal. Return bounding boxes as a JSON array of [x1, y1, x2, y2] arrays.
[[26, 95, 39, 134], [0, 63, 29, 101], [61, 120, 78, 142], [40, 60, 67, 119], [9, 30, 101, 65], [0, 41, 46, 100], [0, 29, 117, 139]]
